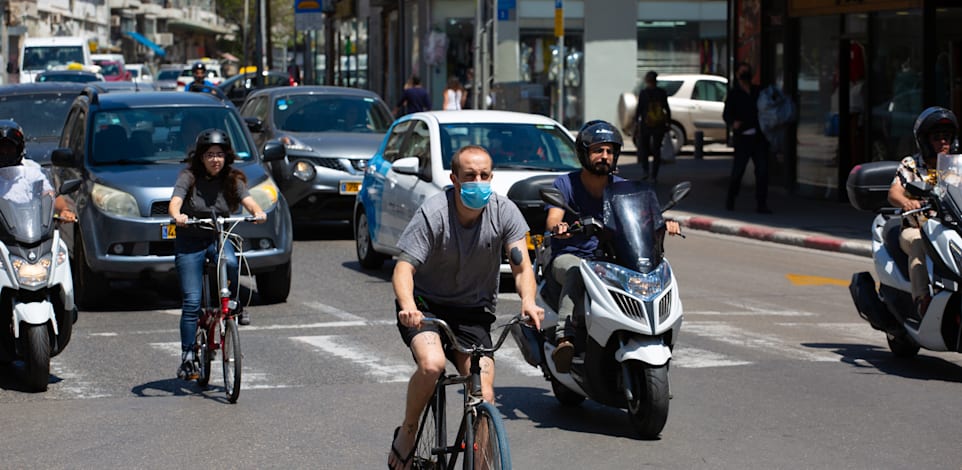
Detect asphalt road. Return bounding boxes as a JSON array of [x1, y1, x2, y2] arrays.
[[2, 227, 962, 469]]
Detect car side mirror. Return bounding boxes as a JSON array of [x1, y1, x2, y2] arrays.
[[539, 188, 579, 216], [661, 181, 692, 213], [50, 148, 78, 168], [245, 117, 263, 133], [59, 178, 81, 195], [262, 140, 286, 162], [391, 156, 421, 176]]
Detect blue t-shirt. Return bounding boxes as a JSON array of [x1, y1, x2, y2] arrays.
[[546, 171, 625, 259], [398, 86, 431, 115], [185, 80, 216, 92]]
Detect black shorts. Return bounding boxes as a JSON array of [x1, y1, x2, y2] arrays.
[[395, 298, 496, 361]]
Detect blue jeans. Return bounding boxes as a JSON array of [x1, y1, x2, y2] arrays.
[[175, 237, 239, 353]]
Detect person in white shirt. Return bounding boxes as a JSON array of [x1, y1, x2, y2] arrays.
[[442, 76, 466, 111]]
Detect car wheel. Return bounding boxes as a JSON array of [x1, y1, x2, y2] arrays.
[[73, 233, 107, 308], [668, 123, 685, 155], [355, 208, 385, 269], [256, 261, 291, 304]]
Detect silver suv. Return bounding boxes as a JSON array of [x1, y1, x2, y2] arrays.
[[51, 88, 293, 307]]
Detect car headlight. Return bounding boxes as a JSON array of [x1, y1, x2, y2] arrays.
[[587, 261, 670, 302], [280, 135, 313, 152], [11, 255, 51, 287], [248, 178, 280, 213], [293, 160, 316, 182], [92, 183, 139, 218]]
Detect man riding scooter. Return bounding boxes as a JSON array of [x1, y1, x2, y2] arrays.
[[886, 106, 958, 319], [545, 120, 680, 372]]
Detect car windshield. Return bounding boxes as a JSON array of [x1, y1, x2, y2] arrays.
[[158, 70, 181, 80], [22, 46, 85, 70], [90, 107, 254, 165], [440, 123, 580, 171], [274, 95, 392, 133], [100, 63, 121, 76], [38, 73, 96, 83], [0, 93, 75, 139]]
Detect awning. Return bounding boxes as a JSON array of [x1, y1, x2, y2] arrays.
[[124, 31, 166, 57]]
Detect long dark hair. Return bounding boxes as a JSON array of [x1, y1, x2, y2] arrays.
[[186, 130, 247, 212]]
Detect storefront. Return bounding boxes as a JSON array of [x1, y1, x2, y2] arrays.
[[736, 0, 962, 200]]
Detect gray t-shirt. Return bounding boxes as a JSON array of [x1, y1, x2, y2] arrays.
[[172, 168, 250, 238], [397, 187, 529, 311]]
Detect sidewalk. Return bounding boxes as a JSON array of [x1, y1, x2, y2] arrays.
[[617, 147, 874, 257]]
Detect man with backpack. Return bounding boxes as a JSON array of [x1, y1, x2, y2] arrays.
[[633, 71, 671, 183]]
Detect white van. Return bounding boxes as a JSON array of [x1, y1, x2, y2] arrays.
[[20, 36, 93, 83]]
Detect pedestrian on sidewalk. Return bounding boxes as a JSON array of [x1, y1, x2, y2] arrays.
[[633, 70, 671, 183], [395, 74, 431, 117], [442, 76, 466, 110], [724, 62, 772, 214]]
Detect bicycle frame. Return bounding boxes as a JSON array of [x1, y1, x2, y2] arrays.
[[417, 315, 521, 469]]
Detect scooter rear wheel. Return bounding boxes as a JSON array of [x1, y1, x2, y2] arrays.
[[550, 377, 585, 407], [886, 333, 920, 358]]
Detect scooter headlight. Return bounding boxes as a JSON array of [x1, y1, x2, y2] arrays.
[[11, 254, 51, 287], [587, 261, 670, 302]]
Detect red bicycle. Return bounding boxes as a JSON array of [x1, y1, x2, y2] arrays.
[[177, 215, 253, 403]]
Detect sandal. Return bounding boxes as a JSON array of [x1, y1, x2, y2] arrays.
[[388, 426, 414, 470]]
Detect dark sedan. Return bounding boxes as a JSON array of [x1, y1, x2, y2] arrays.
[[218, 70, 291, 107], [36, 70, 102, 83], [0, 82, 91, 165], [239, 86, 393, 224]]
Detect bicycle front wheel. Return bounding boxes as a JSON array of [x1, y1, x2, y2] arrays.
[[470, 402, 511, 470], [412, 382, 446, 468], [222, 318, 242, 403]]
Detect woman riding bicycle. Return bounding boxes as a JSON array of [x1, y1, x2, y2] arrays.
[[168, 129, 266, 380]]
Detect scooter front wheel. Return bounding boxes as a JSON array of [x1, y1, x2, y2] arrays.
[[22, 324, 50, 392], [626, 361, 669, 439]]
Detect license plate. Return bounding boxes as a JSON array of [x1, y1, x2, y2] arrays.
[[340, 181, 361, 195], [161, 224, 176, 239]]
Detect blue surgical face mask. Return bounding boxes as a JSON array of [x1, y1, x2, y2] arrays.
[[459, 181, 492, 210]]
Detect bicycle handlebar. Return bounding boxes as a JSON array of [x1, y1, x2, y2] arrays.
[[421, 315, 525, 356], [171, 216, 258, 226]]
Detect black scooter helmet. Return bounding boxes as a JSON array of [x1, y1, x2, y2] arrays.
[[0, 119, 25, 167], [191, 62, 207, 73], [914, 106, 959, 161], [575, 120, 623, 175]]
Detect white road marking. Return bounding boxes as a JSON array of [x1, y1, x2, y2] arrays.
[[86, 319, 396, 337], [89, 332, 118, 337], [774, 322, 886, 344], [50, 359, 111, 399], [496, 343, 544, 377], [302, 301, 366, 322], [688, 310, 814, 317], [291, 335, 414, 383], [683, 321, 839, 362], [149, 342, 292, 390], [672, 347, 752, 368]]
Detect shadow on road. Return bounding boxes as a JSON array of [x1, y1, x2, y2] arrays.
[[340, 260, 395, 283], [131, 377, 232, 403], [494, 385, 640, 439], [804, 342, 962, 383]]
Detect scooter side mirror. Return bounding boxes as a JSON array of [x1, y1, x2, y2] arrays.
[[661, 181, 692, 213], [59, 179, 81, 195], [539, 188, 579, 216]]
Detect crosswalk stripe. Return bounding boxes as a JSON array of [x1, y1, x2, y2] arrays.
[[497, 344, 544, 377], [291, 335, 414, 383], [50, 359, 110, 399], [148, 342, 292, 390], [672, 346, 752, 368], [302, 301, 367, 322], [683, 321, 839, 362]]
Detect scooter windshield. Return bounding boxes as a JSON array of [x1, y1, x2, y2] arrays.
[[0, 166, 55, 244], [603, 180, 665, 274]]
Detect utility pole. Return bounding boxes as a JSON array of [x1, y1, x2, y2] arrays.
[[555, 0, 564, 124], [259, 0, 268, 84], [473, 0, 482, 109]]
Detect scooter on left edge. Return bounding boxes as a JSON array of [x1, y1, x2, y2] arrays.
[[510, 180, 690, 439], [0, 166, 80, 392]]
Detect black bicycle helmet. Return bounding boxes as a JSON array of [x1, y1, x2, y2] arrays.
[[914, 106, 959, 161], [191, 62, 207, 73], [0, 119, 25, 167], [575, 120, 623, 175], [195, 128, 231, 149]]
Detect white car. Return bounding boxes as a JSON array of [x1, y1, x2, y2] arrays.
[[126, 63, 154, 83], [354, 110, 580, 271], [176, 60, 224, 89], [617, 74, 728, 154]]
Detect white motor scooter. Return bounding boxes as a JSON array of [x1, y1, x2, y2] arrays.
[[0, 166, 80, 392], [511, 180, 689, 439], [849, 153, 962, 358]]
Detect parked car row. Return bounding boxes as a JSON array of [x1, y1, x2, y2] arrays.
[[0, 77, 576, 309]]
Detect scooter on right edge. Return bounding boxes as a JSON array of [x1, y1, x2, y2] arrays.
[[510, 180, 690, 439], [849, 153, 962, 358]]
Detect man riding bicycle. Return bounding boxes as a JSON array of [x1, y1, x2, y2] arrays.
[[387, 145, 544, 470]]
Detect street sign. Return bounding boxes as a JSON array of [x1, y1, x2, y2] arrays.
[[497, 0, 516, 21], [295, 0, 324, 31]]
